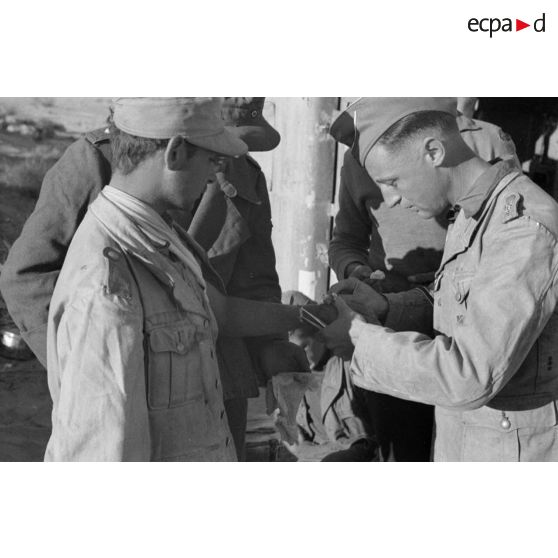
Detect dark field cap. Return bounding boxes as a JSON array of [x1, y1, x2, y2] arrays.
[[113, 97, 248, 157], [222, 97, 280, 152], [330, 97, 458, 166]]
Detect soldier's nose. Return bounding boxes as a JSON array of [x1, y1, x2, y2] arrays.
[[379, 185, 401, 208]]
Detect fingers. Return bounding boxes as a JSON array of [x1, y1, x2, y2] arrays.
[[369, 270, 386, 281], [329, 278, 359, 295], [333, 294, 353, 315], [340, 294, 365, 314], [349, 264, 373, 281]]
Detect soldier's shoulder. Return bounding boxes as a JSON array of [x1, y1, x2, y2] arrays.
[[63, 218, 136, 304], [225, 155, 263, 204], [98, 245, 136, 301], [497, 173, 558, 238], [459, 115, 511, 143], [228, 154, 262, 175], [459, 115, 517, 164], [478, 119, 513, 144], [56, 129, 110, 166], [245, 154, 262, 171], [84, 126, 111, 146]]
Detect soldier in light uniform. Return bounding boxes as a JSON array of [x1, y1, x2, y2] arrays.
[[327, 99, 519, 461], [43, 98, 302, 461], [321, 97, 558, 461], [0, 97, 307, 461]]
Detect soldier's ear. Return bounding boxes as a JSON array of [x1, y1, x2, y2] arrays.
[[423, 137, 446, 167], [164, 136, 188, 171]]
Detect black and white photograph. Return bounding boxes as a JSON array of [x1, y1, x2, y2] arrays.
[[2, 2, 557, 556], [2, 97, 558, 463]]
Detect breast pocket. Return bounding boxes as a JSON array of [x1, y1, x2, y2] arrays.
[[451, 270, 474, 310], [146, 325, 204, 410]]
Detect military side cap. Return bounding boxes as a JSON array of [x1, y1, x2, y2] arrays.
[[222, 97, 280, 152], [113, 97, 248, 157], [330, 97, 458, 166]]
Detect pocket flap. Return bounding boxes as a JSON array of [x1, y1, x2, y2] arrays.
[[149, 327, 196, 355], [452, 271, 474, 304]]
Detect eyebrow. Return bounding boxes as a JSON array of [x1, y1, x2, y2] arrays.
[[375, 175, 397, 184]]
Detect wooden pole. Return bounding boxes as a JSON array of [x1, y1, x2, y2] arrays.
[[264, 97, 339, 302]]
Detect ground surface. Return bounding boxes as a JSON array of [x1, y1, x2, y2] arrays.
[[0, 358, 51, 461]]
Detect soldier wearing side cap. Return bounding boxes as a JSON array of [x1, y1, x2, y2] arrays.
[[0, 97, 307, 460], [40, 97, 303, 461], [321, 97, 558, 461], [327, 99, 519, 461]]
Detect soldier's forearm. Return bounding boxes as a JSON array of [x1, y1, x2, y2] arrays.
[[221, 298, 301, 338], [384, 288, 434, 335], [207, 283, 300, 337]]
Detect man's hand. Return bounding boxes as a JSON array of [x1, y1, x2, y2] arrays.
[[257, 340, 310, 380], [297, 302, 338, 334], [346, 264, 388, 291], [316, 296, 365, 360], [329, 278, 388, 324], [346, 263, 374, 281]]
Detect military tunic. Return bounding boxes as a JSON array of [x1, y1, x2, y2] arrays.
[[350, 161, 558, 461], [45, 193, 236, 461], [0, 130, 283, 400], [327, 115, 519, 460]]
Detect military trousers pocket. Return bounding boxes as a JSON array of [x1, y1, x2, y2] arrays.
[[147, 325, 204, 410]]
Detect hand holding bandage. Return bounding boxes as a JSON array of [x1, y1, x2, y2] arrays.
[[329, 278, 388, 325]]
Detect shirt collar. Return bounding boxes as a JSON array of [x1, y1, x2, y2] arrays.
[[454, 159, 517, 219]]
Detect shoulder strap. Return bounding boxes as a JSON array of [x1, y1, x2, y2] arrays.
[[85, 127, 113, 177]]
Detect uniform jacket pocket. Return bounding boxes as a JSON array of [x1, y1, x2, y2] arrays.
[[147, 325, 204, 410], [451, 270, 474, 308]]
